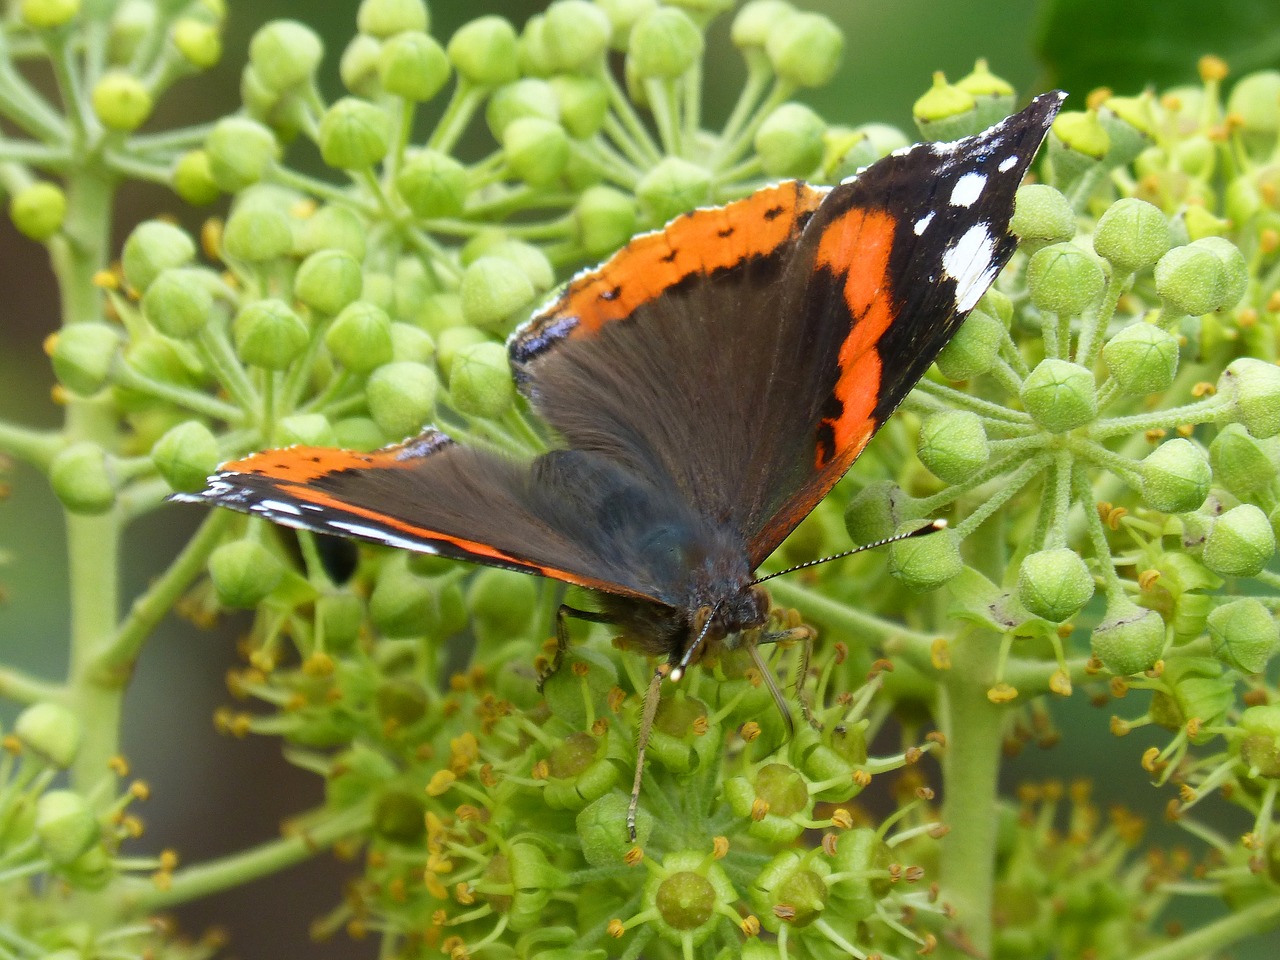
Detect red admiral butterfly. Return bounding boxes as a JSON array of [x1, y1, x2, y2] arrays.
[[179, 92, 1065, 838]]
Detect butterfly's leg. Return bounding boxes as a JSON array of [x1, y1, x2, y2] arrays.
[[537, 604, 614, 692], [757, 623, 821, 730], [627, 666, 665, 842]]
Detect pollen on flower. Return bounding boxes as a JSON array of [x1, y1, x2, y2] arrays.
[[831, 807, 854, 829], [741, 914, 761, 936], [987, 683, 1018, 703], [426, 770, 457, 796], [930, 638, 951, 669], [624, 846, 644, 866], [607, 919, 625, 938], [110, 755, 131, 776], [751, 798, 770, 821], [740, 721, 761, 742], [712, 835, 729, 859]]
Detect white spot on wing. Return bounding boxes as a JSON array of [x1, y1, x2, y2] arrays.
[[998, 155, 1017, 172], [942, 224, 999, 312], [913, 212, 935, 236], [949, 173, 987, 207], [258, 499, 302, 517], [326, 520, 439, 553]]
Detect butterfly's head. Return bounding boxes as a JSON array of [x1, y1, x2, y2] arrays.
[[670, 584, 770, 681]]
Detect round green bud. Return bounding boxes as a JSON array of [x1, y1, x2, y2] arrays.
[[628, 7, 703, 80], [912, 72, 978, 139], [573, 185, 638, 258], [956, 59, 1016, 126], [765, 11, 842, 88], [1241, 705, 1280, 779], [1093, 197, 1171, 273], [152, 420, 220, 493], [1092, 599, 1165, 675], [1191, 236, 1248, 311], [317, 592, 364, 652], [1017, 548, 1094, 622], [578, 792, 653, 866], [460, 256, 535, 333], [1210, 423, 1276, 498], [171, 150, 220, 205], [377, 30, 449, 101], [107, 0, 153, 63], [1227, 70, 1280, 152], [1208, 598, 1278, 674], [357, 0, 427, 38], [9, 181, 67, 241], [516, 14, 555, 78], [319, 97, 391, 170], [595, 0, 658, 49], [488, 239, 554, 294], [122, 220, 196, 292], [248, 20, 321, 91], [467, 567, 538, 636], [448, 342, 515, 418], [171, 18, 221, 69], [636, 156, 711, 225], [1101, 322, 1179, 395], [332, 417, 384, 451], [448, 16, 519, 87], [209, 539, 285, 608], [1140, 438, 1211, 513], [15, 702, 82, 768], [654, 870, 717, 934], [390, 322, 434, 363], [1154, 243, 1227, 316], [277, 413, 337, 448], [21, 0, 79, 28], [91, 70, 152, 131], [486, 79, 559, 140], [340, 34, 382, 96], [35, 791, 99, 865], [233, 298, 307, 369], [295, 249, 363, 316], [1096, 94, 1156, 168], [50, 442, 116, 515], [369, 562, 434, 636], [917, 410, 989, 484], [326, 300, 394, 373], [296, 204, 367, 260], [396, 149, 468, 221], [221, 207, 292, 263], [1203, 504, 1276, 578], [543, 0, 612, 72], [372, 789, 426, 844], [1020, 358, 1097, 432], [142, 267, 215, 339], [366, 361, 438, 439], [935, 309, 1002, 380], [240, 63, 280, 119], [844, 480, 907, 545], [755, 102, 825, 179], [205, 117, 279, 191], [732, 1, 794, 50], [435, 325, 489, 376], [1027, 243, 1105, 316], [503, 117, 570, 187], [1051, 110, 1110, 160], [888, 523, 962, 591], [550, 75, 608, 138], [1222, 358, 1280, 439], [1010, 184, 1076, 252], [49, 323, 120, 396]]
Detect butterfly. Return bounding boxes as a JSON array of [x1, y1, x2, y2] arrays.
[[178, 92, 1065, 838]]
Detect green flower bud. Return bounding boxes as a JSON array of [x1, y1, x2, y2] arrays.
[[1240, 705, 1280, 778], [1010, 184, 1075, 252], [1222, 358, 1280, 439], [313, 593, 362, 654], [35, 791, 99, 865], [366, 361, 438, 439], [1092, 598, 1165, 675], [231, 211, 301, 268], [755, 102, 825, 179], [843, 481, 907, 545], [122, 220, 196, 292], [1182, 205, 1230, 242], [629, 7, 702, 80], [295, 249, 363, 316], [434, 325, 488, 376], [15, 702, 82, 768], [651, 869, 720, 940], [447, 342, 515, 418], [152, 420, 220, 493], [489, 239, 554, 294], [1150, 658, 1232, 738], [1017, 548, 1094, 622], [596, 0, 658, 49], [390, 322, 434, 363], [319, 97, 391, 170], [765, 11, 842, 88], [1191, 236, 1248, 310], [233, 298, 307, 369], [142, 267, 216, 339], [50, 442, 116, 515], [340, 34, 382, 96], [913, 72, 979, 140], [373, 789, 426, 844], [1154, 243, 1227, 316], [171, 150, 220, 205], [731, 0, 793, 50], [394, 150, 467, 220], [91, 70, 152, 131], [1101, 322, 1179, 395], [49, 323, 120, 396], [1096, 94, 1156, 168], [357, 0, 427, 38], [9, 182, 67, 241], [369, 562, 433, 636], [448, 16, 519, 87], [636, 156, 711, 225], [60, 843, 113, 890], [277, 413, 337, 448], [326, 300, 393, 373], [209, 539, 285, 608], [332, 417, 384, 451], [935, 308, 1003, 380], [1227, 70, 1280, 155], [378, 31, 449, 101], [460, 256, 535, 332], [956, 59, 1015, 127], [205, 117, 279, 191], [327, 743, 398, 809], [573, 185, 638, 258], [917, 410, 989, 484], [297, 205, 367, 260], [1027, 243, 1105, 316], [543, 0, 611, 72], [578, 792, 652, 866], [888, 522, 962, 591], [1203, 504, 1276, 578], [516, 14, 555, 78], [1048, 110, 1110, 181], [503, 117, 570, 187], [1140, 438, 1211, 512], [1208, 598, 1278, 674], [537, 79, 600, 142], [248, 20, 321, 91], [1021, 358, 1097, 432], [1092, 197, 1171, 273], [467, 567, 537, 638], [1210, 423, 1276, 498], [107, 0, 152, 64], [21, 0, 79, 28], [171, 17, 221, 69], [750, 852, 829, 931], [486, 79, 559, 140]]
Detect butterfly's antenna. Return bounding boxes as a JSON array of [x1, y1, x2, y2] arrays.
[[750, 519, 948, 587], [669, 599, 724, 683]]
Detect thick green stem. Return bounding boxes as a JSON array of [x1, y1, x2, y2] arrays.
[[1128, 895, 1280, 960]]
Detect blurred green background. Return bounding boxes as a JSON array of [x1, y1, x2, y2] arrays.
[[1, 1, 1277, 957]]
